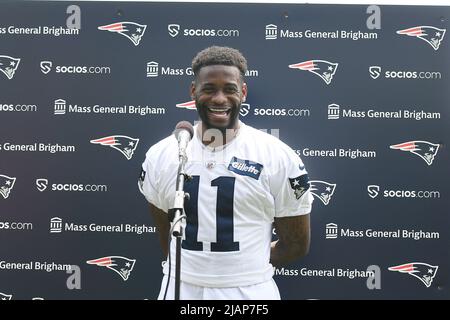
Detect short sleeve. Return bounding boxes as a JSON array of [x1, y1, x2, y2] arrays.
[[138, 152, 163, 210], [270, 148, 313, 218]]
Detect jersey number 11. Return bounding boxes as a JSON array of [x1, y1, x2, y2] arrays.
[[182, 175, 240, 252]]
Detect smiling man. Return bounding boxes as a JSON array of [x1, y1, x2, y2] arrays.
[[139, 46, 313, 300]]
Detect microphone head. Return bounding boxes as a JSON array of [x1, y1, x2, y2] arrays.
[[174, 121, 194, 140]]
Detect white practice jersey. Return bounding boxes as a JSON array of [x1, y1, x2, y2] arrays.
[[139, 122, 313, 287]]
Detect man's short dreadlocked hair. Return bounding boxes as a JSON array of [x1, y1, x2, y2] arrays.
[[192, 46, 248, 80]]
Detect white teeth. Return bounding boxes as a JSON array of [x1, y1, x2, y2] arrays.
[[208, 107, 230, 113]]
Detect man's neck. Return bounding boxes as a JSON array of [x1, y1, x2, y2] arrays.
[[198, 121, 240, 148]]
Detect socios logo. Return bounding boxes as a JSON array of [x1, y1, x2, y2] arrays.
[[367, 185, 380, 198], [168, 24, 180, 37], [36, 178, 49, 192], [369, 66, 381, 79], [40, 61, 53, 74], [239, 103, 250, 117], [369, 66, 441, 80]]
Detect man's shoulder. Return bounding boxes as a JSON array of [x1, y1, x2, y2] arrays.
[[243, 123, 296, 156], [144, 134, 177, 162], [241, 123, 304, 175]]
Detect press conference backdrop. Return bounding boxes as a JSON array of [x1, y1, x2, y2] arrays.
[[0, 1, 449, 300]]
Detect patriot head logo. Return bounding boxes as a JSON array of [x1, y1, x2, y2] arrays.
[[289, 174, 310, 200], [390, 140, 439, 166], [289, 60, 338, 85], [310, 180, 336, 205], [90, 135, 139, 160], [0, 55, 21, 79], [396, 26, 446, 51], [0, 175, 16, 199], [176, 100, 196, 110], [0, 292, 12, 300], [389, 262, 438, 287], [87, 256, 136, 281], [98, 22, 147, 46]]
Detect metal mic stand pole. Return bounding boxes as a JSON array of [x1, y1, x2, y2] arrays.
[[172, 157, 190, 300]]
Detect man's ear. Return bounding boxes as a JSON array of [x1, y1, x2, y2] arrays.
[[242, 82, 248, 102], [190, 81, 196, 100]]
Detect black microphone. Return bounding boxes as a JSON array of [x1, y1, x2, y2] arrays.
[[173, 121, 194, 161]]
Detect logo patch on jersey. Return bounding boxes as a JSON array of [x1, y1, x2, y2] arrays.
[[289, 174, 310, 200], [228, 157, 263, 180]]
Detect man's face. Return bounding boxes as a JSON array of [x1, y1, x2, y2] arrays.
[[191, 65, 247, 131]]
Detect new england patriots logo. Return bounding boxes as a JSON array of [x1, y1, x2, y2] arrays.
[[396, 26, 446, 51], [0, 55, 21, 79], [310, 180, 336, 205], [90, 135, 139, 160], [389, 262, 438, 287], [0, 292, 12, 300], [0, 175, 16, 199], [390, 140, 439, 166], [87, 256, 136, 281], [98, 22, 147, 46], [289, 60, 338, 85], [176, 100, 196, 110], [289, 174, 310, 200]]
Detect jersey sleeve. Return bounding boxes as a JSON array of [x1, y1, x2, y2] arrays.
[[270, 148, 313, 218], [138, 149, 164, 211]]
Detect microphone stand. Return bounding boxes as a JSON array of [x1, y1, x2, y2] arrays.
[[171, 146, 190, 300]]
